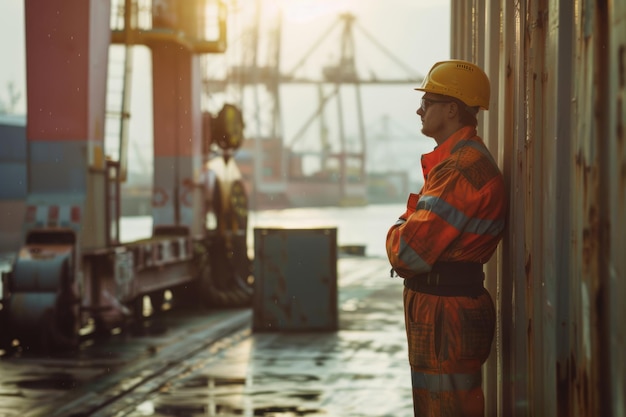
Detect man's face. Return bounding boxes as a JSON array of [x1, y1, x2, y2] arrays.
[[416, 94, 453, 138]]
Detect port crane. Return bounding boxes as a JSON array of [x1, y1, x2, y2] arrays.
[[203, 4, 423, 207]]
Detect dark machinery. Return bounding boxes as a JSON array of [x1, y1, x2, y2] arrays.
[[0, 0, 252, 352]]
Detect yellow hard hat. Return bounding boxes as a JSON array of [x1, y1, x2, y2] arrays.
[[415, 60, 490, 110]]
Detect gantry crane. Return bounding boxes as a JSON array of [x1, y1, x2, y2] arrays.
[[204, 6, 423, 208]]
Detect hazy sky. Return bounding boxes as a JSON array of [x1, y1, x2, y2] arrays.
[[0, 0, 451, 182], [0, 0, 27, 114]]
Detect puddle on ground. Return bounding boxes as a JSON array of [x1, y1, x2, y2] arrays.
[[129, 374, 324, 417], [179, 375, 247, 388], [151, 403, 323, 416], [252, 405, 322, 416], [8, 372, 79, 390]]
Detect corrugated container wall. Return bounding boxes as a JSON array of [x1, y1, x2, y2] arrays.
[[450, 1, 625, 416]]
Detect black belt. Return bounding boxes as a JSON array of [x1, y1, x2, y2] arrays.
[[404, 262, 485, 297]]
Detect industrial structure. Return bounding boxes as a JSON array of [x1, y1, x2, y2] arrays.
[[0, 0, 253, 351], [203, 3, 424, 208]]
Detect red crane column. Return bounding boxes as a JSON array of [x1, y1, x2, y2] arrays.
[[24, 0, 111, 249], [150, 44, 204, 232]]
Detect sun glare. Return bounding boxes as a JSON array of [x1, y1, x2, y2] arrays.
[[275, 0, 356, 22], [234, 0, 357, 25]]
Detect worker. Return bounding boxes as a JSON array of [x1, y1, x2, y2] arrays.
[[386, 59, 506, 416]]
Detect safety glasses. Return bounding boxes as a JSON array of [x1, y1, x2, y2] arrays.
[[420, 97, 453, 112]]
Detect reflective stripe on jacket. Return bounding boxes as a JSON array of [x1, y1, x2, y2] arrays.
[[386, 126, 506, 278]]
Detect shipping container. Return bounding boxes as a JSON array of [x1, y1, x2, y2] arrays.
[[450, 1, 625, 415]]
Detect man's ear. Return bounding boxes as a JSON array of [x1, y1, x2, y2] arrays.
[[448, 101, 460, 119]]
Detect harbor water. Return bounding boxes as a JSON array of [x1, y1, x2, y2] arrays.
[[120, 203, 405, 260]]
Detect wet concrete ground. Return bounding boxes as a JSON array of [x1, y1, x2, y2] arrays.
[[0, 256, 413, 417]]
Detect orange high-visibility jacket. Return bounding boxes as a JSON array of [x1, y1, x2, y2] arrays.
[[386, 126, 506, 278]]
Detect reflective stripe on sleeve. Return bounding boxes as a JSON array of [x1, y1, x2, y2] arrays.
[[398, 236, 431, 272], [417, 195, 503, 236]]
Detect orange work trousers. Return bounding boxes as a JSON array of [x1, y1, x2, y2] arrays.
[[404, 286, 495, 417]]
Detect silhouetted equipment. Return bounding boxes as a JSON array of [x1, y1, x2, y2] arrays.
[[212, 103, 245, 151]]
